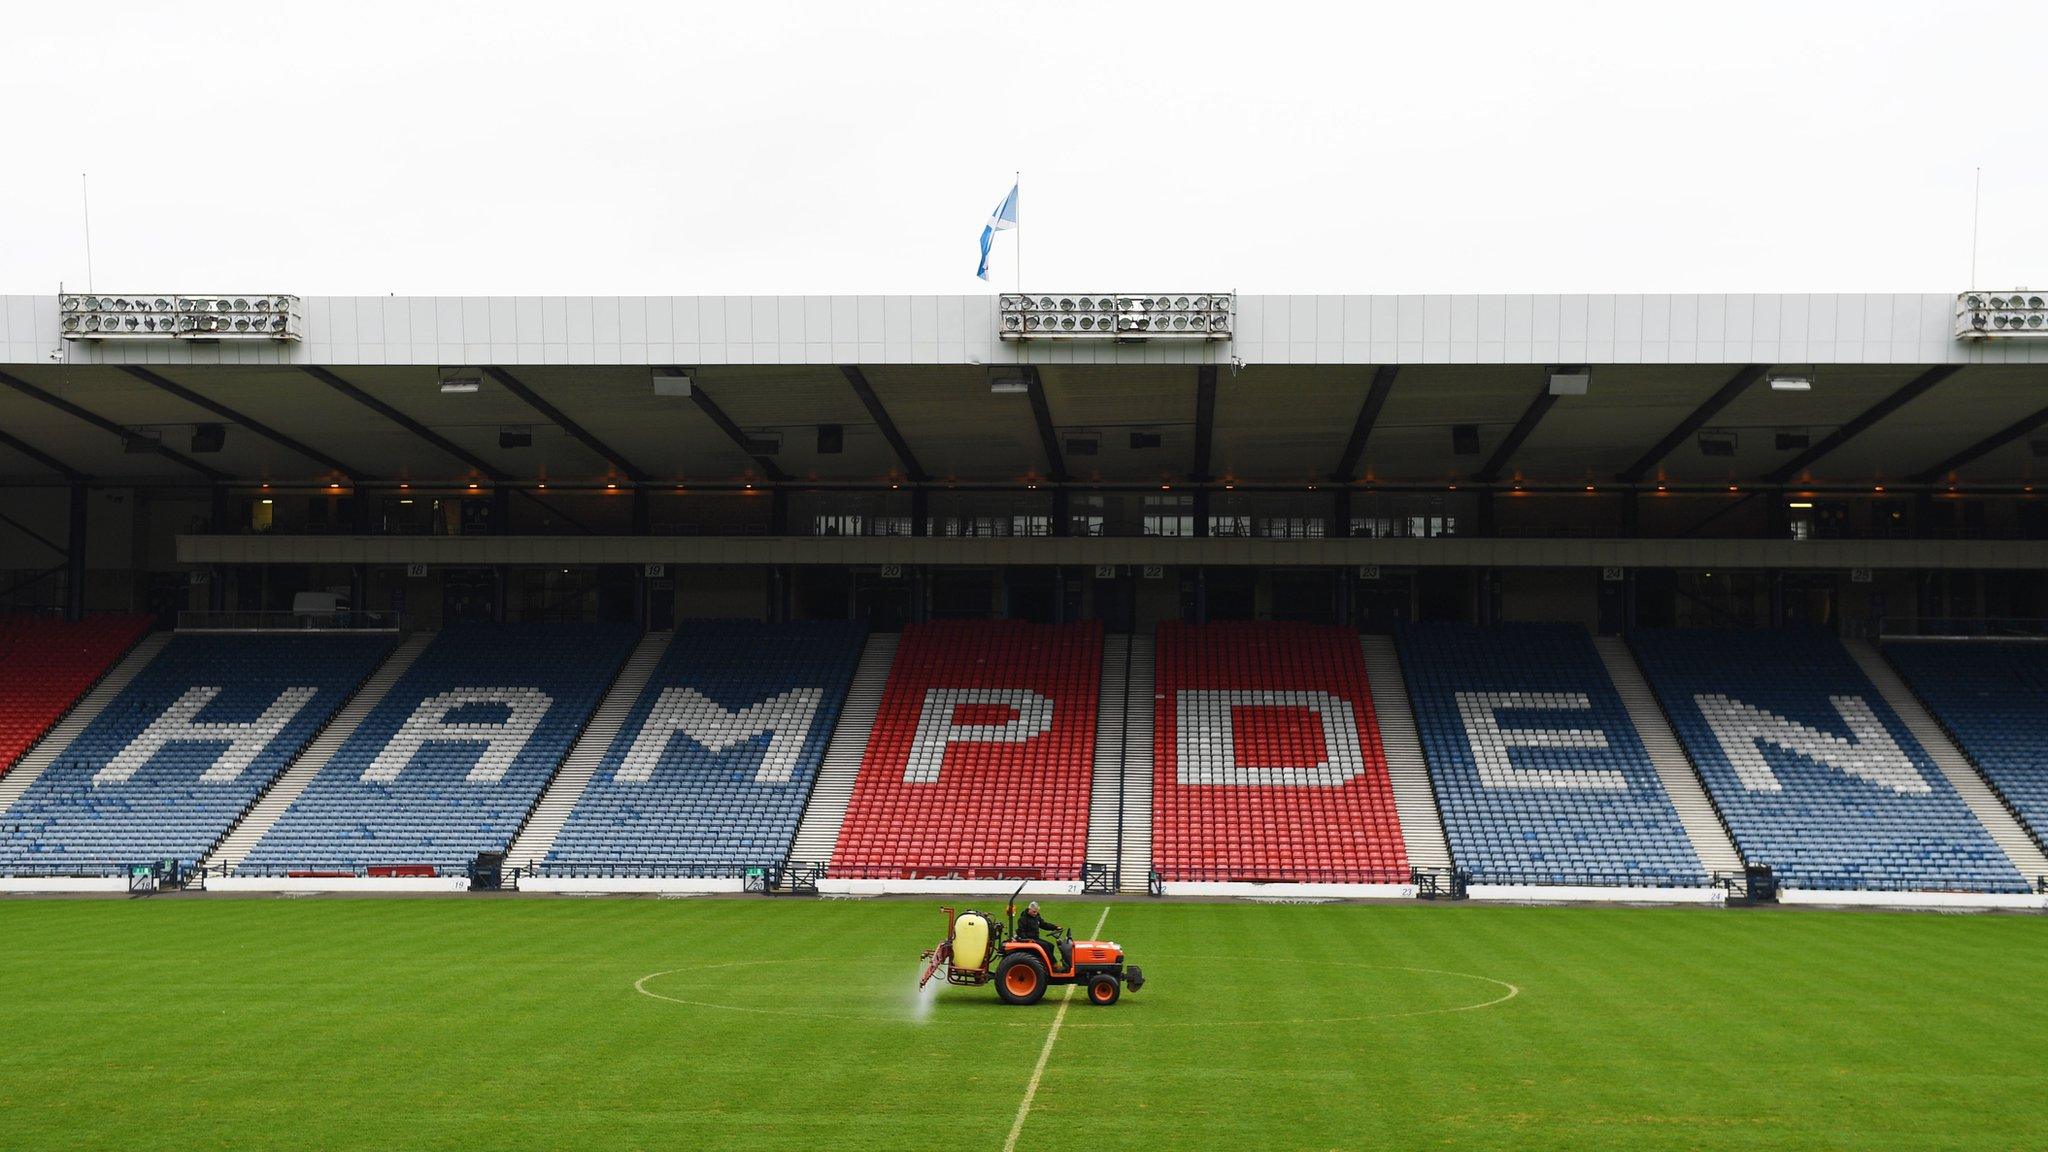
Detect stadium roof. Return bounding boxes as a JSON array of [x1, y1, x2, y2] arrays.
[[2, 292, 2044, 491]]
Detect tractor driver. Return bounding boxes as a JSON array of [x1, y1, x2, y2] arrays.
[[1017, 900, 1066, 970]]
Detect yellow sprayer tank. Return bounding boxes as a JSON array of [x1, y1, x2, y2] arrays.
[[952, 912, 991, 974]]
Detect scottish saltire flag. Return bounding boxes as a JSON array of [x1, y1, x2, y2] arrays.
[[975, 182, 1019, 281]]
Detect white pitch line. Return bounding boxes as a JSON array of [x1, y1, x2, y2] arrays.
[[1003, 904, 1110, 1152]]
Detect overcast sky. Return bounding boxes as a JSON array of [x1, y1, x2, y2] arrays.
[[5, 1, 2043, 296]]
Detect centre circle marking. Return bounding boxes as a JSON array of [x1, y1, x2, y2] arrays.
[[633, 956, 1519, 1028]]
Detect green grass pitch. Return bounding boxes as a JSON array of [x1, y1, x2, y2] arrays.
[[2, 897, 2043, 1150]]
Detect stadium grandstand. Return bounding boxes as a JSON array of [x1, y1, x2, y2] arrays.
[[3, 288, 2047, 906]]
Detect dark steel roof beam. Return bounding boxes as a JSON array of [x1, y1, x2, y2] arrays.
[[1617, 364, 1766, 484], [1332, 366, 1398, 483], [1021, 366, 1066, 483], [483, 367, 650, 483], [1191, 365, 1218, 482], [1766, 365, 1962, 485], [841, 366, 928, 483], [301, 366, 508, 482], [686, 380, 789, 483], [122, 366, 368, 481], [0, 369, 228, 482], [1475, 385, 1559, 483], [1909, 401, 2048, 484]]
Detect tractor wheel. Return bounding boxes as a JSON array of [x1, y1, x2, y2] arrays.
[[996, 953, 1048, 1006], [1124, 965, 1144, 992], [1086, 973, 1121, 1006]]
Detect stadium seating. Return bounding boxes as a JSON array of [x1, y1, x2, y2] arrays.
[[0, 614, 153, 776], [830, 621, 1099, 879], [1152, 621, 1408, 883], [543, 620, 865, 876], [1396, 623, 1707, 887], [1630, 629, 2025, 892], [238, 624, 639, 874], [1884, 641, 2048, 855], [0, 633, 395, 874]]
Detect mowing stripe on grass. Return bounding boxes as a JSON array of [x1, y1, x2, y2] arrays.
[[1003, 904, 1110, 1152]]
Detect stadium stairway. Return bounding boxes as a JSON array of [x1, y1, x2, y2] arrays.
[[503, 631, 673, 873], [0, 632, 170, 816], [1117, 634, 1156, 893], [1847, 638, 2048, 886], [204, 631, 437, 873], [786, 632, 897, 867], [1085, 634, 1130, 883], [1593, 635, 1746, 881], [1361, 635, 1451, 873]]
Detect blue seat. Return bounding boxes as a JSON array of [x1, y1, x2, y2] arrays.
[[238, 623, 639, 874], [0, 634, 395, 875], [1631, 629, 2024, 893], [543, 621, 864, 878], [1885, 641, 2048, 862], [1396, 623, 1708, 887]]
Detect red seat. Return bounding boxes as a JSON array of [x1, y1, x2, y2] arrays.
[[831, 621, 1100, 879], [1152, 621, 1409, 883], [0, 614, 153, 777]]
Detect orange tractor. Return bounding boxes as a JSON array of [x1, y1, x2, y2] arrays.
[[918, 886, 1144, 1006]]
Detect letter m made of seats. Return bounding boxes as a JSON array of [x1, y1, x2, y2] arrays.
[[612, 687, 823, 785], [95, 686, 319, 785], [1694, 693, 1931, 795]]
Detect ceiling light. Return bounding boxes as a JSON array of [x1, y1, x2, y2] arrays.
[[989, 375, 1029, 395], [1546, 367, 1590, 396], [1768, 373, 1813, 392], [438, 367, 481, 394], [1788, 501, 1814, 509], [259, 498, 273, 505], [652, 367, 693, 397]]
